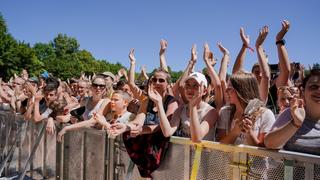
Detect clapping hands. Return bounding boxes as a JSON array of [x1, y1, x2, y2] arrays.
[[276, 20, 290, 41]]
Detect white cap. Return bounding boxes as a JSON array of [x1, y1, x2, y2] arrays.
[[185, 72, 208, 88]]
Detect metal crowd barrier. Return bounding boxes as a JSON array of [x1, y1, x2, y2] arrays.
[[1, 110, 320, 180]]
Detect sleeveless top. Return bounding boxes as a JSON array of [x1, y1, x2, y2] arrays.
[[176, 102, 216, 141], [82, 97, 106, 120], [144, 95, 175, 125]]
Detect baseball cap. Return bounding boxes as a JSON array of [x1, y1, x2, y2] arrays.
[[28, 77, 39, 84], [100, 71, 115, 81], [185, 72, 208, 88]]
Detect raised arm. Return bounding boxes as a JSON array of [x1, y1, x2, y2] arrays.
[[33, 91, 45, 122], [203, 43, 223, 110], [137, 66, 149, 81], [128, 48, 144, 99], [189, 84, 218, 142], [147, 83, 179, 136], [275, 20, 291, 88], [218, 43, 230, 105], [233, 27, 250, 74], [172, 45, 197, 103], [255, 26, 271, 104], [159, 39, 169, 72]]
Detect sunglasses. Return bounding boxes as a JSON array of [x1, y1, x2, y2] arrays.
[[92, 83, 106, 88], [151, 77, 166, 83]]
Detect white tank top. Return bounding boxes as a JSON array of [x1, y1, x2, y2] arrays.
[[82, 98, 106, 120], [179, 102, 216, 141]]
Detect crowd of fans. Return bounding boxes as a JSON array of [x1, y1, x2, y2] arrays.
[[0, 20, 319, 178]]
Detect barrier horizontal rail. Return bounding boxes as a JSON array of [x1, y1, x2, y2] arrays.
[[1, 110, 319, 180]]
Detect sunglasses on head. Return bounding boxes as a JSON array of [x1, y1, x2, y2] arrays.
[[151, 77, 166, 83], [92, 83, 106, 88]]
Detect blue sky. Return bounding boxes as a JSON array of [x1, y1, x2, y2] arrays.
[[1, 0, 319, 73]]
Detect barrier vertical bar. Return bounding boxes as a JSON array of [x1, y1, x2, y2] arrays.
[[284, 159, 294, 180], [183, 144, 190, 180], [304, 162, 314, 180], [190, 144, 202, 180], [82, 131, 86, 180], [107, 137, 115, 180]]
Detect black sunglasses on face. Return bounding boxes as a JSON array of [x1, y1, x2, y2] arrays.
[[151, 77, 166, 83], [92, 83, 106, 88]]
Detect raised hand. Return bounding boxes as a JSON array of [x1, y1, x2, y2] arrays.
[[191, 44, 197, 63], [203, 43, 216, 66], [26, 82, 36, 97], [159, 39, 168, 55], [276, 20, 290, 41], [256, 26, 269, 47], [118, 68, 127, 77], [218, 42, 230, 66], [141, 65, 146, 73], [34, 91, 43, 102], [21, 69, 29, 80], [240, 27, 250, 48], [290, 97, 305, 128], [129, 48, 136, 64], [217, 42, 230, 55], [148, 83, 163, 104]]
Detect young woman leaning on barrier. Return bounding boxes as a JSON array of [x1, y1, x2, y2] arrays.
[[57, 76, 109, 141], [216, 71, 276, 146], [264, 67, 320, 155], [148, 44, 219, 142]]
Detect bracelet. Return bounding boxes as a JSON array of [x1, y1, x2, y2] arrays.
[[243, 43, 255, 52], [290, 119, 301, 129], [276, 39, 286, 45]]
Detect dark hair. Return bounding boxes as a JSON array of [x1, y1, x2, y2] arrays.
[[302, 66, 320, 89], [116, 80, 128, 90], [69, 78, 78, 84], [251, 63, 260, 73], [44, 80, 59, 93]]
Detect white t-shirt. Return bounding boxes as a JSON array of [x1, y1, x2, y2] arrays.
[[217, 106, 275, 145]]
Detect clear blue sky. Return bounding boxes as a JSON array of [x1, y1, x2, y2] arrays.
[[1, 0, 319, 72]]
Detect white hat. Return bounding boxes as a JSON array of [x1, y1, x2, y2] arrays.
[[185, 72, 208, 88], [100, 71, 115, 81]]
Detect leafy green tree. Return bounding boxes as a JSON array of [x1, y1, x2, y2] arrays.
[[0, 14, 44, 80]]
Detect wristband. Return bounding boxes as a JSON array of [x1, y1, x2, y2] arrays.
[[290, 119, 301, 129], [243, 44, 255, 53], [276, 39, 286, 45]]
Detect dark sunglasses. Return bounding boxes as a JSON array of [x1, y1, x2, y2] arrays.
[[151, 77, 166, 83], [92, 83, 106, 88]]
